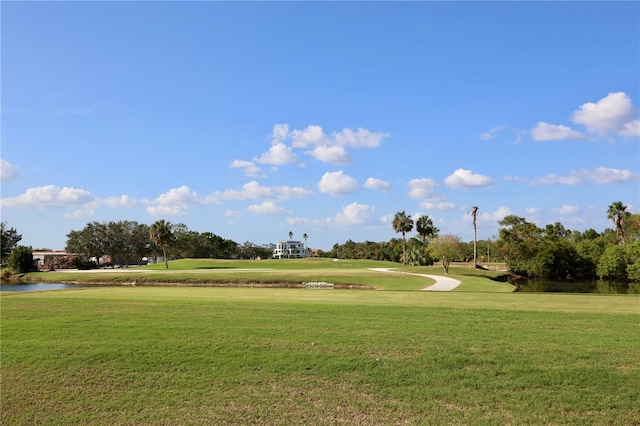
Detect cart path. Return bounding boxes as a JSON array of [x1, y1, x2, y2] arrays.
[[367, 268, 461, 291]]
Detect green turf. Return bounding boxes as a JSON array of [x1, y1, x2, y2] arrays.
[[2, 283, 639, 425], [5, 260, 639, 424], [21, 258, 513, 293]]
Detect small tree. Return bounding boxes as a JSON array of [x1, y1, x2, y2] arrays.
[[429, 234, 464, 275], [288, 231, 294, 240], [8, 245, 34, 273]]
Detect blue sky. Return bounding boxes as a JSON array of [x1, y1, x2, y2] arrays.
[[2, 1, 639, 251]]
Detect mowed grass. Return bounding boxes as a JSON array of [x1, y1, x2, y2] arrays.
[[24, 258, 512, 293], [3, 260, 639, 425]]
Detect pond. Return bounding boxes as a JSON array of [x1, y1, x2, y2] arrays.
[[514, 279, 639, 294], [0, 283, 85, 292]]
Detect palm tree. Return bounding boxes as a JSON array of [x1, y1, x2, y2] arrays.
[[470, 206, 479, 267], [150, 220, 173, 269], [303, 233, 308, 257], [416, 215, 438, 243], [392, 211, 414, 266], [607, 201, 630, 245], [288, 231, 293, 240]]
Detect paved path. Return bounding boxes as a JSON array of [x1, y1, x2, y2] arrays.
[[367, 268, 461, 291]]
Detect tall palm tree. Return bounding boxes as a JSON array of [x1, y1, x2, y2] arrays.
[[150, 220, 173, 269], [471, 206, 479, 267], [288, 231, 293, 240], [392, 211, 414, 266], [303, 233, 308, 257], [607, 201, 630, 245]]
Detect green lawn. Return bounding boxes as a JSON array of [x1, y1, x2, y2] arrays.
[[22, 258, 512, 292], [3, 260, 639, 424]]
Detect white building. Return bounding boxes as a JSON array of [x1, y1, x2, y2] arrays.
[[273, 240, 306, 259]]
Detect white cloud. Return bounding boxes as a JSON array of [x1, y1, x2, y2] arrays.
[[230, 160, 263, 177], [270, 124, 290, 144], [317, 171, 359, 196], [407, 178, 438, 199], [254, 142, 298, 165], [306, 145, 352, 165], [479, 126, 504, 141], [554, 204, 580, 215], [1, 185, 95, 209], [1, 159, 19, 181], [262, 124, 389, 165], [363, 177, 391, 193], [224, 209, 243, 218], [208, 181, 313, 203], [619, 119, 640, 137], [332, 128, 388, 148], [531, 122, 585, 141], [420, 200, 456, 211], [479, 206, 513, 223], [445, 169, 495, 190], [419, 201, 456, 211], [63, 209, 96, 219], [103, 195, 135, 208], [248, 201, 292, 215], [290, 125, 327, 147], [335, 202, 375, 225], [530, 167, 640, 186], [571, 92, 638, 137], [145, 185, 201, 217]]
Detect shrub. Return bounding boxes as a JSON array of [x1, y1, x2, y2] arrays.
[[7, 245, 34, 274]]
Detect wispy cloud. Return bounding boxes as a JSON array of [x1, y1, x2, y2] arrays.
[[0, 159, 19, 181], [530, 167, 640, 186], [207, 181, 313, 203], [479, 126, 504, 141]]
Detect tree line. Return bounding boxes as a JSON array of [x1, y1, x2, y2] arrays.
[[2, 201, 638, 280], [64, 220, 273, 268], [323, 201, 639, 280]]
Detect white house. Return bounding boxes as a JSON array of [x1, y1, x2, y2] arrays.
[[273, 240, 306, 259]]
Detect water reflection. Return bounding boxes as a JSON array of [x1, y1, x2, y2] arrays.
[[0, 283, 83, 292], [515, 279, 638, 294]]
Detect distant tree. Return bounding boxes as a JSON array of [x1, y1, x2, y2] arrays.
[[429, 234, 464, 275], [1, 222, 22, 261], [607, 201, 630, 245], [392, 211, 414, 265], [288, 231, 294, 240], [66, 221, 108, 266], [150, 220, 173, 269], [8, 245, 34, 273]]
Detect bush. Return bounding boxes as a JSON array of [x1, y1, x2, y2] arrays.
[[7, 245, 34, 274]]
